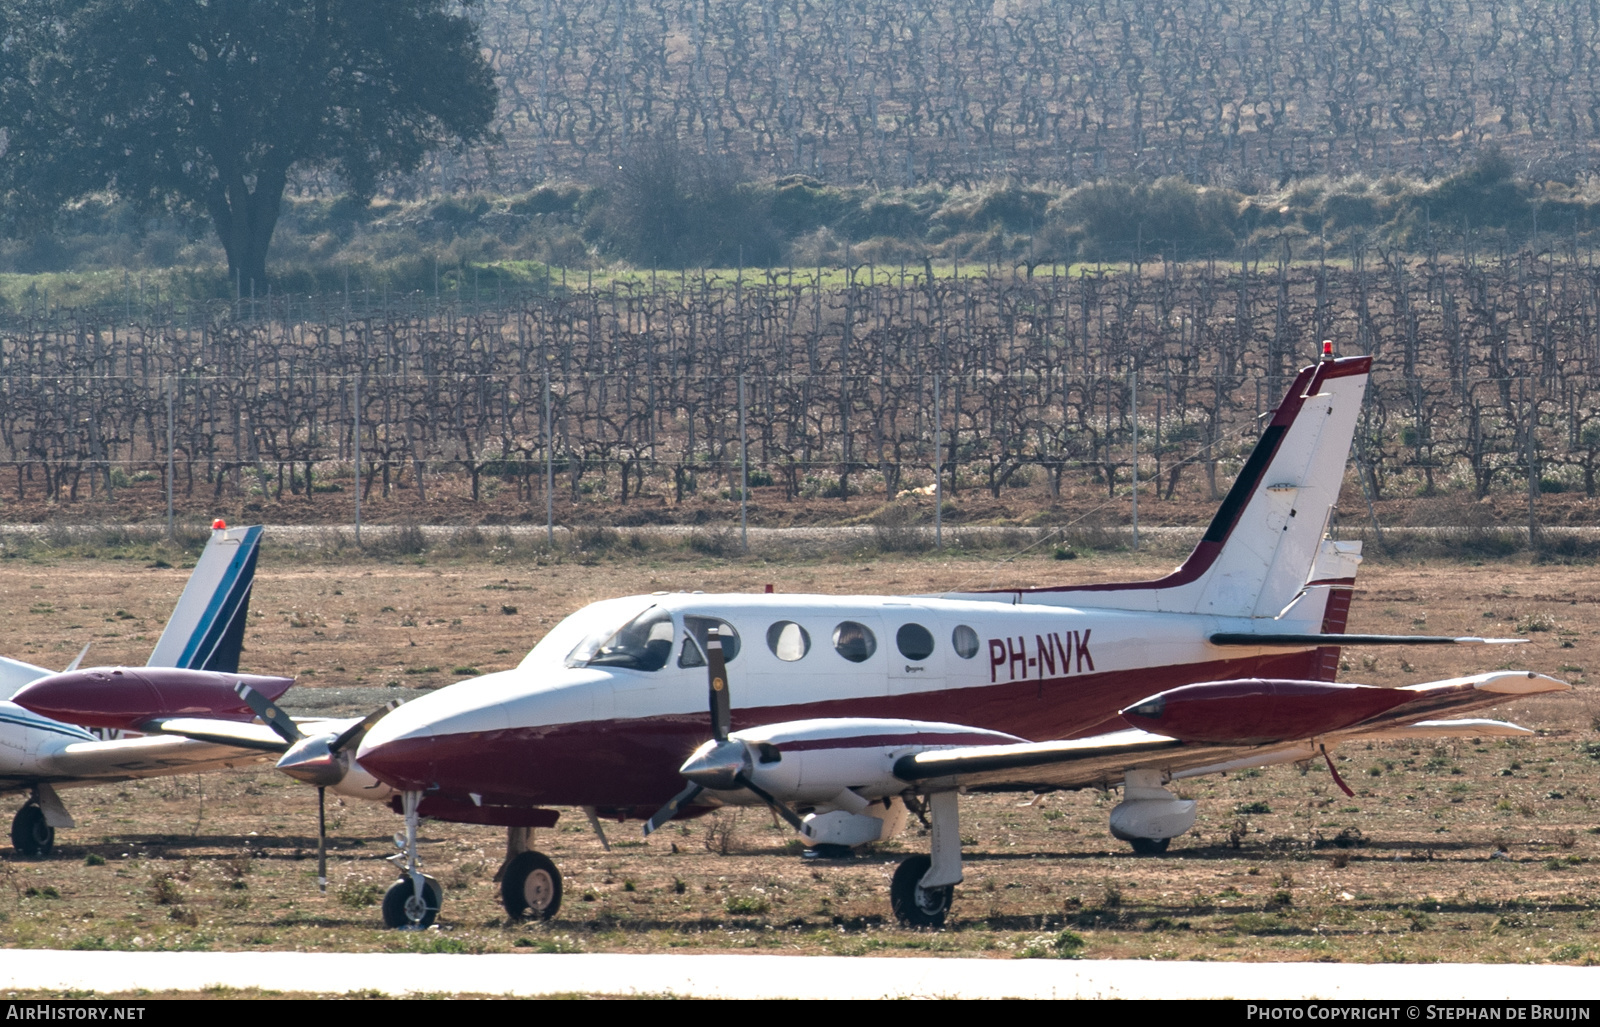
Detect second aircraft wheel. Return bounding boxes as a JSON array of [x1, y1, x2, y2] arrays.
[[501, 850, 563, 921], [1128, 836, 1171, 855], [889, 854, 952, 928], [381, 874, 442, 929], [10, 804, 53, 858]]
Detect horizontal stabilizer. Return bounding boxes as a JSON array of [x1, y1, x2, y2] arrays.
[[1351, 718, 1534, 740], [1210, 633, 1527, 647]]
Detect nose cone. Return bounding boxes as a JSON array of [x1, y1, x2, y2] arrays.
[[355, 674, 517, 792], [276, 735, 342, 788], [680, 739, 749, 791]]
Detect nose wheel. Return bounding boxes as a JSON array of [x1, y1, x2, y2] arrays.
[[382, 874, 442, 929], [382, 790, 444, 929], [501, 850, 563, 920]]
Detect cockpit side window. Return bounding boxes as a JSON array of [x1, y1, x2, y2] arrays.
[[565, 606, 675, 671], [678, 616, 741, 667]]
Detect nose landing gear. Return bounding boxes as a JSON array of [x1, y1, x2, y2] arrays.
[[382, 790, 441, 929]]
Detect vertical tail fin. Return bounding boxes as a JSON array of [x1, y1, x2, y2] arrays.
[[146, 525, 263, 673], [971, 355, 1372, 617]]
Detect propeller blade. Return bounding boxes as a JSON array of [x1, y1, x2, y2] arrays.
[[736, 772, 806, 832], [328, 699, 401, 755], [62, 644, 90, 674], [642, 782, 704, 836], [316, 785, 327, 894], [234, 681, 302, 745], [707, 627, 730, 743]]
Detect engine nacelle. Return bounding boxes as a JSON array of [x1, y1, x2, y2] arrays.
[[13, 668, 295, 731], [1108, 798, 1196, 842], [732, 718, 1023, 806], [799, 797, 909, 849], [1108, 770, 1195, 842], [801, 810, 883, 847], [1119, 678, 1415, 744], [329, 758, 398, 802]]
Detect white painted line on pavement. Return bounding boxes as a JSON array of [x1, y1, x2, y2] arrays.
[[0, 952, 1595, 999]]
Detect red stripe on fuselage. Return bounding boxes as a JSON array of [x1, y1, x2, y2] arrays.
[[1313, 576, 1357, 682], [359, 648, 1325, 814]]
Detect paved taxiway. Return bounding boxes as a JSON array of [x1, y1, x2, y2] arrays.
[[0, 951, 1596, 998]]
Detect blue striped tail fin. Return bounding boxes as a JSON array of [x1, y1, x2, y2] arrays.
[[146, 525, 262, 673]]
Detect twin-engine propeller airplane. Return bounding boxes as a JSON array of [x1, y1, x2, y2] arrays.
[[352, 350, 1564, 929], [0, 523, 323, 856]]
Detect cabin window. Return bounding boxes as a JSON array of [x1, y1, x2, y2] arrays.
[[766, 621, 811, 662], [565, 606, 674, 671], [896, 623, 935, 661], [952, 625, 979, 659], [678, 616, 742, 667], [833, 621, 877, 663]]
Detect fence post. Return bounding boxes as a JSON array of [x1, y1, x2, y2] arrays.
[[165, 376, 174, 540], [739, 372, 749, 554], [353, 369, 362, 546], [544, 368, 554, 547], [1131, 364, 1139, 552], [934, 374, 942, 551]]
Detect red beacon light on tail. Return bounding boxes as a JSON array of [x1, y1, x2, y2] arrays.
[[212, 519, 227, 530], [1320, 340, 1335, 363]]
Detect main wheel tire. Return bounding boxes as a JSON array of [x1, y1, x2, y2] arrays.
[[1128, 836, 1170, 855], [889, 854, 953, 928], [501, 850, 563, 921], [381, 874, 442, 929], [10, 804, 52, 858]]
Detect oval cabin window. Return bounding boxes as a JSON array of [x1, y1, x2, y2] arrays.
[[896, 623, 935, 661], [951, 625, 979, 659], [832, 621, 877, 663], [766, 621, 811, 662]]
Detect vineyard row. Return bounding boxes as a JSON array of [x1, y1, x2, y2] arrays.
[[2, 253, 1598, 515]]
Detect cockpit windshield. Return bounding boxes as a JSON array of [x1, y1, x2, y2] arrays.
[[564, 606, 675, 671]]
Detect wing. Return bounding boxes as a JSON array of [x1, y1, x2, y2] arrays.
[[28, 733, 275, 786], [892, 671, 1567, 794], [147, 718, 292, 752], [149, 715, 357, 753], [896, 729, 1290, 792]]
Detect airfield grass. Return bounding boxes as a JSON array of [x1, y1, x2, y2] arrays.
[[0, 540, 1597, 964]]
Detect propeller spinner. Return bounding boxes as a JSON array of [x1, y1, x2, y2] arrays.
[[643, 627, 804, 836], [235, 682, 399, 892]]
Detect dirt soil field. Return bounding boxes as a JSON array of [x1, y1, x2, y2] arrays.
[[0, 539, 1598, 967]]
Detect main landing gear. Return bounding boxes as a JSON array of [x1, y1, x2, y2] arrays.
[[496, 825, 563, 921], [884, 774, 1190, 927], [11, 785, 75, 858], [890, 791, 962, 928], [11, 804, 52, 858]]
